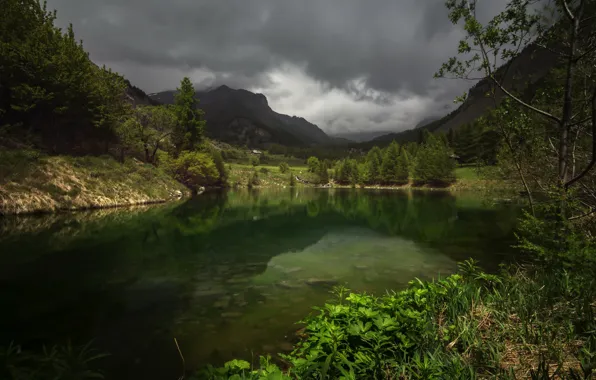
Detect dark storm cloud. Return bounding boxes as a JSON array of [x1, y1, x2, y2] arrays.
[[46, 0, 509, 132]]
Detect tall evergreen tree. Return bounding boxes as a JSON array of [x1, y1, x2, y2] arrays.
[[381, 141, 401, 185], [395, 147, 410, 185], [366, 146, 383, 184], [318, 161, 329, 184], [173, 77, 204, 153], [413, 134, 456, 186]]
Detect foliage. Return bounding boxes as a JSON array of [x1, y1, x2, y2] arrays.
[[381, 141, 409, 185], [196, 356, 290, 380], [413, 134, 456, 186], [365, 146, 383, 184], [289, 173, 297, 187], [210, 148, 229, 187], [335, 159, 360, 185], [450, 122, 499, 165], [116, 105, 177, 163], [249, 171, 260, 188], [0, 341, 107, 380], [0, 0, 128, 153], [204, 257, 596, 379], [164, 151, 219, 192], [436, 0, 596, 221], [317, 161, 329, 184], [307, 157, 320, 173], [250, 156, 260, 167], [279, 162, 289, 174], [172, 77, 205, 153]]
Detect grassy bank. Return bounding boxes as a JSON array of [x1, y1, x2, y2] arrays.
[[228, 163, 516, 192], [228, 163, 317, 188], [0, 150, 189, 215], [198, 258, 596, 379]]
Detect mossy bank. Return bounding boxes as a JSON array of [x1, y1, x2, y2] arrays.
[[0, 150, 189, 215]]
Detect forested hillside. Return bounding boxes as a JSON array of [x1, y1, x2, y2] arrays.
[[0, 0, 228, 213]]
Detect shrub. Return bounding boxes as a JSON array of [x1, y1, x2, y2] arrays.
[[168, 151, 219, 192], [307, 156, 320, 173], [259, 167, 269, 175], [279, 162, 290, 174], [248, 171, 260, 188]]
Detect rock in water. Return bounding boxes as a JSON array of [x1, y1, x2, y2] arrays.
[[305, 278, 338, 287]]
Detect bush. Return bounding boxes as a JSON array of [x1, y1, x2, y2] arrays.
[[166, 151, 219, 192], [248, 171, 260, 188], [259, 167, 269, 175], [279, 162, 290, 174]]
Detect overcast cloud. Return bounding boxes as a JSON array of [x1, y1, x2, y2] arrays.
[[46, 0, 508, 134]]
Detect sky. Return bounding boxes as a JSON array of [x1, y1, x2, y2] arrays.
[[46, 0, 509, 135]]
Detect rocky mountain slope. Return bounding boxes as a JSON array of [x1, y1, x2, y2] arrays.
[[150, 86, 331, 147], [359, 43, 559, 148]]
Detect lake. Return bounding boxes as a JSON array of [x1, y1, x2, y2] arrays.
[[0, 188, 520, 379]]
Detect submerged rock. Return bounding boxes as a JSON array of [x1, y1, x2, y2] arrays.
[[213, 296, 231, 309], [304, 278, 338, 287], [221, 312, 243, 319], [276, 281, 302, 289]]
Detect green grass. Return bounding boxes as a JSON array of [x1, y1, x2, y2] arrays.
[[455, 166, 483, 181], [228, 163, 317, 188]]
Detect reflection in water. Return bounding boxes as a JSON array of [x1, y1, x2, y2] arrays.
[[0, 189, 520, 380]]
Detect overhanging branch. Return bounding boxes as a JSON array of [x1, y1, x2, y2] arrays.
[[566, 86, 596, 188]]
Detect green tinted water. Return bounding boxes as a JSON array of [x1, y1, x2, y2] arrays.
[[0, 188, 520, 379]]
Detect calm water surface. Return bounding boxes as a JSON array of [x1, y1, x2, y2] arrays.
[[0, 188, 520, 379]]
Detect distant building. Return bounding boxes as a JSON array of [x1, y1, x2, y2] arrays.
[[250, 149, 263, 155]]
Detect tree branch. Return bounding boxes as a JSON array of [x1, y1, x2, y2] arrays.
[[561, 0, 576, 21], [565, 86, 596, 188], [489, 75, 562, 124]]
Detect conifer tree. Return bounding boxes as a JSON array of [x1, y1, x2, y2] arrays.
[[173, 77, 205, 153], [366, 146, 383, 184], [413, 134, 456, 186], [381, 141, 401, 185], [395, 147, 410, 185], [318, 161, 329, 184]]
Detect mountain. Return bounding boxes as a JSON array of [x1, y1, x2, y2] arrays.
[[124, 80, 161, 106], [415, 116, 441, 129], [150, 86, 331, 147], [331, 131, 392, 143], [357, 42, 559, 149]]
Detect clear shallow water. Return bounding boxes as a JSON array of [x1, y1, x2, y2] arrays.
[[0, 188, 520, 379]]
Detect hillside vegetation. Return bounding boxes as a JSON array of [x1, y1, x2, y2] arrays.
[[0, 150, 187, 214]]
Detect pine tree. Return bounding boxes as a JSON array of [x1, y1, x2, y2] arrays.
[[395, 147, 410, 185], [366, 146, 383, 184], [381, 141, 401, 185], [173, 77, 205, 153], [413, 134, 456, 186], [318, 161, 329, 184]]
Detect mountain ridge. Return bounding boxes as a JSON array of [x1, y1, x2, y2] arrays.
[[150, 86, 331, 147], [356, 42, 559, 148]]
